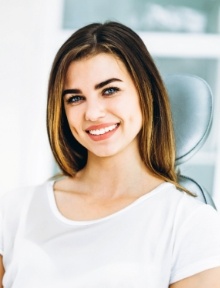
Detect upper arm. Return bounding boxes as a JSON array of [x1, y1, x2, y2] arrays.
[[170, 266, 220, 288], [0, 255, 4, 288]]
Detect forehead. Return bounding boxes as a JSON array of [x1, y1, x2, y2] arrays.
[[64, 53, 131, 86]]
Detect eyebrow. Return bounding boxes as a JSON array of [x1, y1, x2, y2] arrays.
[[94, 78, 122, 90], [62, 78, 122, 97]]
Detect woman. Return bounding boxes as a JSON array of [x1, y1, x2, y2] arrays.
[[0, 21, 220, 287]]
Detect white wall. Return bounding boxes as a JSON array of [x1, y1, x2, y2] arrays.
[[0, 0, 64, 194]]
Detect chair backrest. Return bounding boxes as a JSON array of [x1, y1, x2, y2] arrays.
[[163, 74, 216, 208]]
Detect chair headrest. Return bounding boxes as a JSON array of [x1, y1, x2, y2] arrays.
[[163, 74, 213, 165]]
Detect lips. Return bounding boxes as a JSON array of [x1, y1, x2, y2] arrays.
[[86, 123, 119, 136]]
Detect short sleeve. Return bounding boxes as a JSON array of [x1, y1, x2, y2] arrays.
[[170, 204, 220, 284]]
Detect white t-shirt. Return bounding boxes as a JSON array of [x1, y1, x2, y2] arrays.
[[0, 181, 220, 288]]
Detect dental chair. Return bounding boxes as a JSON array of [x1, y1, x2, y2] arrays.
[[164, 74, 216, 208]]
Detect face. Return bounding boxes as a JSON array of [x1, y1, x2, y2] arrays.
[[63, 53, 142, 158]]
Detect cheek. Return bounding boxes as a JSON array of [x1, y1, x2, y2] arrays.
[[114, 95, 142, 126], [65, 108, 81, 129], [64, 114, 81, 141], [130, 111, 143, 131], [128, 98, 143, 122]]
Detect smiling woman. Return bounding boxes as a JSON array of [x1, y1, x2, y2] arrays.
[[0, 21, 220, 288]]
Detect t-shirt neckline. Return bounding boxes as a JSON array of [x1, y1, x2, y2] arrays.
[[47, 180, 173, 226]]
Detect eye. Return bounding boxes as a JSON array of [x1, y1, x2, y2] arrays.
[[103, 87, 120, 96], [65, 95, 85, 105]]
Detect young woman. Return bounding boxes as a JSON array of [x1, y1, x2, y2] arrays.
[[0, 21, 220, 287]]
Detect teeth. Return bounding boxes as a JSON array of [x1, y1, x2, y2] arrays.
[[89, 124, 117, 135]]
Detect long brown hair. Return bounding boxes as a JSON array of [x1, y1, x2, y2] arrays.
[[47, 21, 177, 184]]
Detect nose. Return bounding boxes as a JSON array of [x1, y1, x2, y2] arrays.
[[85, 99, 106, 121]]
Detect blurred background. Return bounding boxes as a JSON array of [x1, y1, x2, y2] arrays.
[[0, 0, 220, 207]]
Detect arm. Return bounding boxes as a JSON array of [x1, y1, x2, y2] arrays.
[[169, 267, 220, 288], [0, 255, 4, 288]]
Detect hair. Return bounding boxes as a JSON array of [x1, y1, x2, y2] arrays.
[[47, 21, 179, 186]]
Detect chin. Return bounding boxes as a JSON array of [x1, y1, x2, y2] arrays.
[[89, 147, 120, 158]]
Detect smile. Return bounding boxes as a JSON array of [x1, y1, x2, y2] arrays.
[[87, 124, 119, 136]]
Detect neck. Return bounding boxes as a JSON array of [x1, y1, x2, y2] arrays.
[[76, 146, 162, 199]]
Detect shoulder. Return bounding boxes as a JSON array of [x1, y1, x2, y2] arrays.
[[170, 186, 220, 232], [53, 175, 80, 193], [166, 186, 220, 284], [153, 184, 220, 285], [148, 182, 206, 218], [150, 183, 220, 245], [0, 181, 52, 256], [0, 181, 52, 219], [155, 182, 216, 214], [161, 183, 220, 234]]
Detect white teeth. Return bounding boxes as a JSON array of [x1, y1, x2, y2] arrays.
[[89, 124, 117, 135]]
